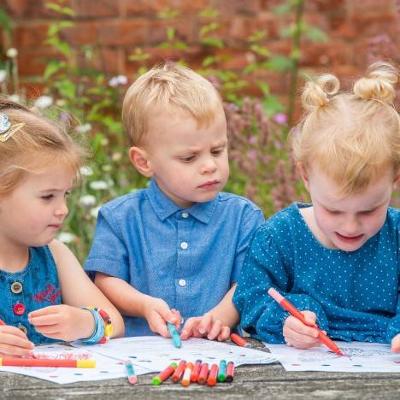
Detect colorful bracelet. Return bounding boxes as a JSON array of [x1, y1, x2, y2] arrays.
[[81, 307, 113, 345]]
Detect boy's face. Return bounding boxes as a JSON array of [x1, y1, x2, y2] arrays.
[[302, 166, 397, 252], [136, 107, 229, 208]]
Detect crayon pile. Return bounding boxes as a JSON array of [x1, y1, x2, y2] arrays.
[[152, 359, 235, 387]]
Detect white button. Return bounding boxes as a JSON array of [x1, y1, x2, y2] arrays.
[[178, 279, 186, 287], [181, 212, 189, 218], [180, 242, 188, 250]]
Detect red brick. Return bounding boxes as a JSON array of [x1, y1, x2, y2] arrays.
[[97, 20, 149, 46], [348, 0, 397, 18], [15, 23, 50, 49], [214, 0, 263, 16], [18, 48, 59, 76], [61, 22, 99, 46], [3, 0, 74, 18], [146, 18, 196, 44], [71, 0, 119, 18]]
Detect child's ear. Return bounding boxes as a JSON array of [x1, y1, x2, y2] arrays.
[[297, 162, 310, 191], [128, 146, 153, 177]]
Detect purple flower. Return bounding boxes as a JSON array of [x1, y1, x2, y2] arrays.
[[273, 112, 287, 125]]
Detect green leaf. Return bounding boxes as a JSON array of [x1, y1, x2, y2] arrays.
[[262, 95, 285, 116], [198, 7, 219, 18], [200, 37, 224, 48], [43, 60, 65, 79], [56, 80, 76, 98], [266, 56, 293, 72], [166, 27, 175, 41], [304, 26, 328, 42], [0, 9, 12, 33]]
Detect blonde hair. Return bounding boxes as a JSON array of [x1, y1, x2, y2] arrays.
[[122, 63, 224, 146], [292, 61, 400, 195], [0, 99, 86, 195]]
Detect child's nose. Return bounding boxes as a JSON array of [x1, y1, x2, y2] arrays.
[[342, 215, 360, 234], [55, 200, 69, 217], [200, 158, 217, 174]]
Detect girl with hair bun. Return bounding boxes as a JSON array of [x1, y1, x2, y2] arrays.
[[233, 62, 400, 351]]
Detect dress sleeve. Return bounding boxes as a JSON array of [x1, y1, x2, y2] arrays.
[[84, 207, 130, 281], [233, 224, 328, 343]]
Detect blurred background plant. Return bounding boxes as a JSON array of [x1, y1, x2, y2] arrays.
[[3, 0, 397, 261]]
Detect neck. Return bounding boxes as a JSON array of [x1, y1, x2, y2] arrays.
[[0, 240, 30, 273]]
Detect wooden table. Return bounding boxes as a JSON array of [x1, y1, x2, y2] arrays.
[[3, 361, 400, 399]]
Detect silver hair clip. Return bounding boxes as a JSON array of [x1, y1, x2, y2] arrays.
[[0, 113, 25, 142]]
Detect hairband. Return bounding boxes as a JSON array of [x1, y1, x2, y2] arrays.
[[0, 113, 25, 142]]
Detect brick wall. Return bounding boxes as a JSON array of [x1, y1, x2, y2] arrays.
[[1, 0, 399, 97]]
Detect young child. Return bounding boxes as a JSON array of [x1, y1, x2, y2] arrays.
[[85, 63, 264, 340], [234, 61, 400, 352], [0, 99, 124, 357]]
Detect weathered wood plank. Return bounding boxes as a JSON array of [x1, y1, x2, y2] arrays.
[[2, 362, 400, 400]]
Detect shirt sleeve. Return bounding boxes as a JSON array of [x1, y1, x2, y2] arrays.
[[233, 224, 328, 343], [84, 207, 130, 281], [231, 203, 264, 283]]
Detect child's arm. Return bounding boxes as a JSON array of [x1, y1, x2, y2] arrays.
[[28, 240, 125, 342], [180, 285, 239, 341], [94, 272, 180, 337]]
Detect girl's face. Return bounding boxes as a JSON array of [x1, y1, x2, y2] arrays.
[[302, 166, 398, 252], [0, 163, 75, 250]]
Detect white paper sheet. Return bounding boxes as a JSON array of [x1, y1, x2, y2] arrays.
[[73, 336, 276, 373], [265, 341, 400, 372], [0, 337, 275, 384]]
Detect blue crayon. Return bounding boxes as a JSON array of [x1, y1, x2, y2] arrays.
[[167, 322, 182, 348], [217, 359, 227, 382], [125, 359, 138, 385]]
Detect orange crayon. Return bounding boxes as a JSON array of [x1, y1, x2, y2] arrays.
[[171, 360, 186, 383], [197, 362, 209, 385], [181, 362, 193, 387], [207, 363, 219, 386], [190, 359, 202, 382], [0, 357, 95, 368]]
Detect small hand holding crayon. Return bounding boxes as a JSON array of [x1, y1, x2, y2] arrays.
[[180, 312, 230, 341], [142, 296, 181, 337], [0, 320, 34, 357], [283, 311, 322, 349]]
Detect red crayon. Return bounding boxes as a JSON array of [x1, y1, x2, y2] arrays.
[[268, 287, 344, 356], [197, 362, 209, 385], [226, 361, 235, 382], [152, 362, 177, 385], [207, 363, 219, 386], [0, 357, 95, 368], [190, 359, 202, 382], [230, 333, 249, 347], [181, 362, 193, 387], [171, 360, 186, 383]]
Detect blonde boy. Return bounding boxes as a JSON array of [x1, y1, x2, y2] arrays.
[[85, 63, 264, 339]]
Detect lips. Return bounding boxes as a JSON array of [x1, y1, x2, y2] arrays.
[[198, 180, 219, 189], [335, 232, 364, 241]]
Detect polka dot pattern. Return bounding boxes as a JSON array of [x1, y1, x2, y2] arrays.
[[233, 203, 400, 344]]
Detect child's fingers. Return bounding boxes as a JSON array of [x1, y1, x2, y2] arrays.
[[29, 313, 61, 328], [180, 317, 199, 339], [170, 309, 182, 327], [391, 334, 400, 352], [0, 330, 34, 356], [148, 312, 169, 337], [284, 316, 319, 338], [28, 305, 60, 318], [284, 327, 320, 349], [206, 319, 223, 340], [301, 311, 317, 326], [217, 326, 231, 342], [197, 314, 213, 336]]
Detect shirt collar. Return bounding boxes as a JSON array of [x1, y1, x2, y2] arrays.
[[147, 179, 218, 224]]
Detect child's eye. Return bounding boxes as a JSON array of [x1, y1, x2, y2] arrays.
[[41, 194, 54, 200], [65, 191, 71, 198], [180, 156, 195, 163]]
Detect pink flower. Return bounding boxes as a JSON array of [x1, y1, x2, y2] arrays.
[[273, 113, 287, 125]]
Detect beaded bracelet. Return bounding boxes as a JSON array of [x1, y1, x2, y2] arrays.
[[81, 307, 113, 345]]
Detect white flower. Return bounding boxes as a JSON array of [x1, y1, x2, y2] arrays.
[[58, 232, 77, 244], [79, 194, 97, 207], [6, 48, 18, 58], [0, 70, 6, 83], [8, 94, 20, 102], [90, 206, 100, 219], [76, 123, 92, 133], [112, 152, 122, 162], [80, 166, 93, 176], [90, 180, 108, 190], [34, 95, 53, 109], [108, 75, 128, 87]]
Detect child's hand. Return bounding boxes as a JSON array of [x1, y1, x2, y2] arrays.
[[29, 305, 94, 342], [142, 297, 181, 337], [180, 313, 230, 341], [283, 310, 321, 349], [0, 325, 34, 357], [391, 333, 400, 352]]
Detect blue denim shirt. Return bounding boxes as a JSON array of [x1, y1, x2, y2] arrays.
[[0, 246, 61, 344], [85, 179, 264, 336], [234, 203, 400, 344]]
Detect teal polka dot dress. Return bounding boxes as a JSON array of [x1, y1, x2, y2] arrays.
[[233, 203, 400, 344]]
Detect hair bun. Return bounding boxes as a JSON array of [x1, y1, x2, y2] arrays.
[[301, 74, 340, 111], [353, 61, 399, 103]]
